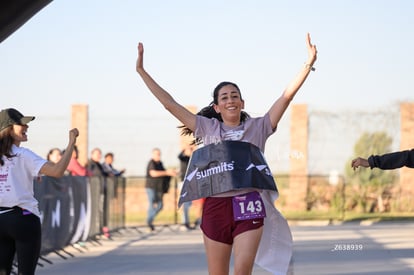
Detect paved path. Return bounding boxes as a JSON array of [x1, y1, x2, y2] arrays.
[[35, 222, 414, 275], [290, 221, 414, 275]]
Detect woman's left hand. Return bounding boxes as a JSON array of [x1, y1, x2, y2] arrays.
[[69, 128, 79, 144]]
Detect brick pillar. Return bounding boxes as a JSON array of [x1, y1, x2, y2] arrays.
[[399, 103, 414, 210], [287, 104, 308, 210], [71, 104, 89, 166]]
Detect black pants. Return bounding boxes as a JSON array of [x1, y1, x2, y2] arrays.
[[0, 207, 41, 275]]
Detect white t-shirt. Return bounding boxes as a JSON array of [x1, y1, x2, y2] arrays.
[[195, 113, 275, 151], [0, 144, 47, 217]]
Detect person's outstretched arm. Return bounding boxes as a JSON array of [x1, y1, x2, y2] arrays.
[[267, 33, 318, 130], [136, 43, 196, 132], [40, 128, 79, 178], [353, 149, 414, 170]]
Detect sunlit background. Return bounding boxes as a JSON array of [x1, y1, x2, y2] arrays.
[[1, 0, 413, 176]]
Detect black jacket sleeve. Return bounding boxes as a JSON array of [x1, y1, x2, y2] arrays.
[[368, 149, 414, 169]]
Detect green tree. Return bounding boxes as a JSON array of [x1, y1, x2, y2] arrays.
[[345, 132, 396, 213]]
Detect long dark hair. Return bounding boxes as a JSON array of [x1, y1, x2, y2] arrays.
[[179, 81, 250, 144], [0, 127, 16, 166]]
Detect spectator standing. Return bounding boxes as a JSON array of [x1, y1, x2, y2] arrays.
[[67, 145, 91, 176], [87, 148, 108, 177], [145, 148, 177, 231], [87, 147, 110, 238], [46, 148, 62, 163], [178, 144, 195, 230], [102, 152, 125, 177], [0, 108, 78, 275]]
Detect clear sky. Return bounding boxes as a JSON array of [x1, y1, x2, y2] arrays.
[[1, 0, 413, 176]]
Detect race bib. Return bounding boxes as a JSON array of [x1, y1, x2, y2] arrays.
[[232, 192, 266, 221]]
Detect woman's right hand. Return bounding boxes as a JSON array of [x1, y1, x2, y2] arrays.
[[136, 42, 144, 73]]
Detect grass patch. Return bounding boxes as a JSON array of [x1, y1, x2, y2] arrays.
[[342, 212, 414, 222], [283, 210, 340, 221], [125, 210, 414, 226]]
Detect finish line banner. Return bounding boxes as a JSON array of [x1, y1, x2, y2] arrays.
[[178, 141, 277, 206]]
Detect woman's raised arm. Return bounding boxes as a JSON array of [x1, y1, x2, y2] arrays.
[[136, 43, 196, 132], [267, 33, 318, 129]]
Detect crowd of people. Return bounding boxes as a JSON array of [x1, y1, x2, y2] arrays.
[[46, 143, 197, 236], [45, 146, 125, 178]]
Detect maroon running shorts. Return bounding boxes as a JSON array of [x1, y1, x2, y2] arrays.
[[200, 195, 264, 245]]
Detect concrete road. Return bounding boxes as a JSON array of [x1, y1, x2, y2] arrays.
[[290, 221, 414, 275], [35, 222, 414, 275]]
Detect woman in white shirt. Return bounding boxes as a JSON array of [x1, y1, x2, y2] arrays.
[[0, 108, 78, 275]]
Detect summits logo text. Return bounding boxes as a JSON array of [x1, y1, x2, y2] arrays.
[[196, 161, 234, 179]]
